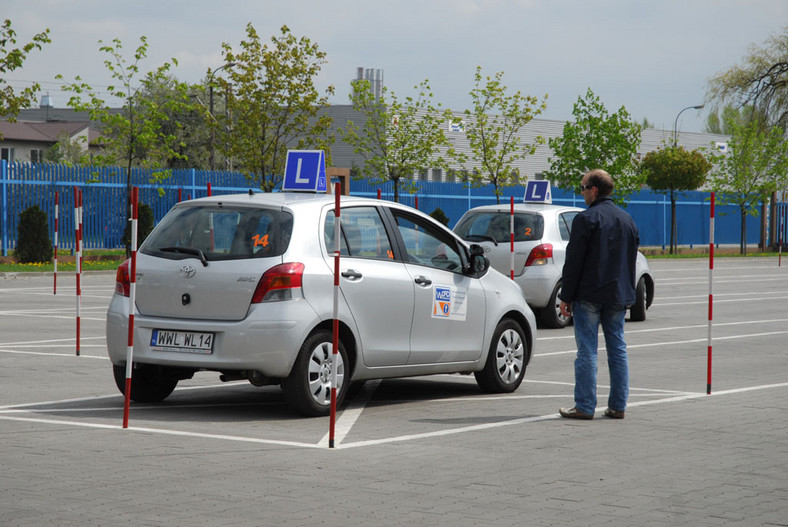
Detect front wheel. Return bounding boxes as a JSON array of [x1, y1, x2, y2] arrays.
[[112, 364, 178, 403], [475, 319, 529, 393], [282, 330, 349, 417]]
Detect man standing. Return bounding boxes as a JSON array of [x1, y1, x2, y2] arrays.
[[558, 169, 639, 420]]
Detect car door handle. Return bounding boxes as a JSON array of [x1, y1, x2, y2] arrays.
[[341, 269, 363, 280], [414, 275, 432, 286]]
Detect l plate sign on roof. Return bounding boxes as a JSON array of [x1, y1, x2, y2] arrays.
[[524, 180, 552, 204], [282, 150, 327, 192]]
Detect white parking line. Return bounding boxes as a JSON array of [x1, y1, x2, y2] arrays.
[[2, 381, 785, 450], [536, 330, 788, 357]]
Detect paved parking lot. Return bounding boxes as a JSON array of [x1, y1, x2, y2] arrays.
[[2, 258, 787, 526]]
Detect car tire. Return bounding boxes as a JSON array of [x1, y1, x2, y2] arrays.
[[539, 282, 571, 329], [630, 277, 647, 322], [475, 318, 529, 393], [112, 364, 178, 403], [282, 329, 349, 417]]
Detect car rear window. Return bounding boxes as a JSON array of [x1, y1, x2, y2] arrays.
[[142, 205, 293, 261], [454, 211, 544, 243]]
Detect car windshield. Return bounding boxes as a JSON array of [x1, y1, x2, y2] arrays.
[[141, 205, 293, 261], [454, 211, 544, 243]]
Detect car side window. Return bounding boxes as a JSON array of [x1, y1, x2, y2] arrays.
[[559, 212, 578, 241], [324, 206, 394, 261], [391, 210, 464, 273]]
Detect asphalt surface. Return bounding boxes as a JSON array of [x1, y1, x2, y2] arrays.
[[1, 258, 787, 526]]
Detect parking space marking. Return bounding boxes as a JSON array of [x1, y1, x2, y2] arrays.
[[537, 330, 788, 357], [4, 381, 784, 451]]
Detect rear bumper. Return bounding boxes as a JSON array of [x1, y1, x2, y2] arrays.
[[514, 266, 561, 309], [105, 294, 319, 378]]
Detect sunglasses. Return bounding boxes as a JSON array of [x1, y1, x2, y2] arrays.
[[579, 184, 595, 191]]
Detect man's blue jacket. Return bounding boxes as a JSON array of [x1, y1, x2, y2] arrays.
[[559, 197, 640, 307]]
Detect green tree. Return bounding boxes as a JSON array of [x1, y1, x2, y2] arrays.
[[216, 24, 334, 192], [44, 131, 90, 165], [460, 66, 547, 203], [137, 75, 210, 169], [58, 36, 199, 254], [341, 78, 450, 202], [706, 26, 788, 130], [708, 119, 788, 254], [640, 146, 711, 254], [544, 88, 643, 204], [0, 19, 50, 137]]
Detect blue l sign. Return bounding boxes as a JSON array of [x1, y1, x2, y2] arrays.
[[283, 150, 327, 192], [524, 180, 552, 204]]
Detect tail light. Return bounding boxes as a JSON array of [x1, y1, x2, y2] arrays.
[[524, 244, 553, 267], [115, 259, 131, 297], [251, 262, 305, 303]]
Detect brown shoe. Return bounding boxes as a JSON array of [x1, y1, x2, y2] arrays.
[[604, 408, 625, 419], [559, 407, 594, 420]]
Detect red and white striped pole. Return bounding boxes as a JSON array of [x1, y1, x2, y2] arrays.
[[207, 181, 212, 197], [707, 192, 715, 395], [510, 196, 515, 280], [329, 181, 341, 448], [53, 190, 59, 295], [123, 187, 139, 429], [377, 189, 381, 200], [74, 187, 82, 356]]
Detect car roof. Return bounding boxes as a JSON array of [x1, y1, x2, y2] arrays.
[[179, 191, 383, 210], [463, 202, 585, 214]]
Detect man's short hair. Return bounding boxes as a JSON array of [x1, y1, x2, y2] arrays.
[[586, 169, 615, 197]]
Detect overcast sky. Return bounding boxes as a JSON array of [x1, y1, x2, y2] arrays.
[[4, 0, 786, 133]]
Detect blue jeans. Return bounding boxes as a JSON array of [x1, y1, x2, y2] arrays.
[[571, 301, 629, 415]]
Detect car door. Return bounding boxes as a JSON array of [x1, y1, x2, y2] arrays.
[[324, 206, 414, 367], [388, 209, 487, 364]]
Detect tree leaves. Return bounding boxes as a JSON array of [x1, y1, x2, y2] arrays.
[[544, 88, 643, 204]]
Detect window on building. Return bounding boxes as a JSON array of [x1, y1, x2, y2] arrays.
[[418, 169, 429, 181], [30, 149, 44, 164], [1, 147, 14, 162], [432, 169, 442, 182], [535, 172, 544, 181]]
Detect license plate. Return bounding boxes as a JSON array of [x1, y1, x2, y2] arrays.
[[150, 329, 214, 354]]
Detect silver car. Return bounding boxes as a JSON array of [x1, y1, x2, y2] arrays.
[[106, 192, 537, 416], [453, 203, 654, 328]]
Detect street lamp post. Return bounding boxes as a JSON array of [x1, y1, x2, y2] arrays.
[[673, 104, 705, 147], [209, 62, 236, 171]]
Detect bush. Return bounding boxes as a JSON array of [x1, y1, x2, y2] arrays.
[[123, 203, 154, 252], [429, 207, 450, 226], [16, 205, 53, 263]]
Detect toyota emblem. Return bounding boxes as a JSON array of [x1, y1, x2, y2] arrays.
[[180, 264, 196, 278]]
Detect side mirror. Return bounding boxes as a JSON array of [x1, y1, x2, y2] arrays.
[[467, 244, 490, 274]]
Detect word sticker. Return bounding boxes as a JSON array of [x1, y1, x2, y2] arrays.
[[432, 285, 468, 321]]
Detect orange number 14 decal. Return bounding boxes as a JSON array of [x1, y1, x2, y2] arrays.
[[252, 234, 269, 247]]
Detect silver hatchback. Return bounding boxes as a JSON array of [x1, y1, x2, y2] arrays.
[[106, 192, 537, 416], [454, 203, 654, 328]]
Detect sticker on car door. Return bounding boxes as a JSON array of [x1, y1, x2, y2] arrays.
[[432, 285, 468, 321]]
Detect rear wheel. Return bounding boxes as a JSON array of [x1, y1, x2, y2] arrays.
[[630, 277, 647, 322], [475, 319, 529, 393], [282, 330, 349, 417], [112, 364, 178, 403], [538, 282, 570, 329]]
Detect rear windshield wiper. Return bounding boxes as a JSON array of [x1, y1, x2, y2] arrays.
[[463, 234, 499, 246], [159, 246, 209, 267]]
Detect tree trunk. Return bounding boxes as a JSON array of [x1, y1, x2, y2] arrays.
[[740, 206, 748, 255]]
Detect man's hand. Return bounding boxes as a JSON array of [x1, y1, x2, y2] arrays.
[[560, 301, 572, 317]]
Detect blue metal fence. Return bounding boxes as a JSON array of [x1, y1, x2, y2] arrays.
[[0, 160, 773, 256]]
